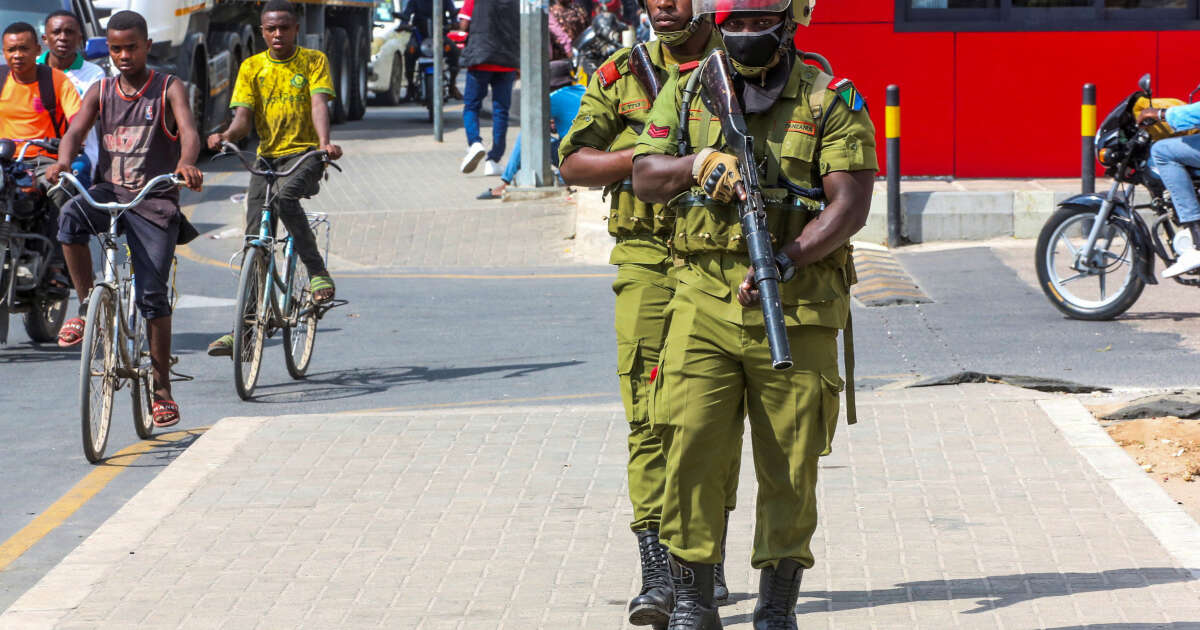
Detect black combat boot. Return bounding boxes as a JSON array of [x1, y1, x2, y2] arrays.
[[752, 559, 804, 630], [628, 530, 673, 628], [713, 512, 730, 603], [668, 557, 722, 630]]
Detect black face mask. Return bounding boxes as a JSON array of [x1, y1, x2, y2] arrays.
[[720, 22, 783, 73]]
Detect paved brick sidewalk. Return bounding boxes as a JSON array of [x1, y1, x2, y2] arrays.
[[3, 385, 1199, 629], [184, 115, 579, 270]]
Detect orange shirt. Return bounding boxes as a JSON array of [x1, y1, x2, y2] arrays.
[[0, 66, 82, 158]]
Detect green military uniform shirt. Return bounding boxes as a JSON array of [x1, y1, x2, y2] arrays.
[[558, 31, 723, 265], [633, 56, 878, 329]]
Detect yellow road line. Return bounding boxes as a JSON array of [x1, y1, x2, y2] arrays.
[[0, 428, 208, 571], [343, 392, 613, 414]]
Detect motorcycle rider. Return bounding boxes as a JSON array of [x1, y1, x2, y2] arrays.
[[0, 21, 83, 289], [399, 0, 462, 102], [1141, 103, 1200, 277]]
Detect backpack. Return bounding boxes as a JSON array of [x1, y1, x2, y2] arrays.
[[0, 64, 64, 138]]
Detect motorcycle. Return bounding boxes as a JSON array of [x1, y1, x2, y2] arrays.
[[401, 16, 462, 122], [1036, 73, 1200, 321], [572, 9, 623, 80], [0, 138, 71, 345]]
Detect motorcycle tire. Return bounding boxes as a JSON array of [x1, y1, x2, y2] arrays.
[[424, 73, 434, 122], [23, 293, 68, 343], [1035, 203, 1146, 321]]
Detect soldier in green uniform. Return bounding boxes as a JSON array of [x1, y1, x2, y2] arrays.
[[631, 0, 876, 627], [557, 0, 737, 626]]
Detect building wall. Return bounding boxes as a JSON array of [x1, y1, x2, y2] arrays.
[[798, 1, 1200, 177]]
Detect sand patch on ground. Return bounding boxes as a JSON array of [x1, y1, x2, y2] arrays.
[[1102, 416, 1200, 523]]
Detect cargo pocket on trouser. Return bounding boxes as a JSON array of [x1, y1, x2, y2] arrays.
[[617, 339, 640, 423], [817, 371, 845, 457]]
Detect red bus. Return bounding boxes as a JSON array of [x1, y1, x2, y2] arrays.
[[801, 0, 1200, 177]]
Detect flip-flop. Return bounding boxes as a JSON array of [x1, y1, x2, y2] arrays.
[[57, 317, 85, 347], [310, 275, 335, 304], [152, 399, 180, 428], [207, 334, 233, 357], [477, 189, 501, 200]]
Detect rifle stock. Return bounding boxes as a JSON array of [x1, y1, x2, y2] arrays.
[[698, 50, 793, 370]]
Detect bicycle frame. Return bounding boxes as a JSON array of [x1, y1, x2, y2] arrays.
[[247, 175, 302, 331]]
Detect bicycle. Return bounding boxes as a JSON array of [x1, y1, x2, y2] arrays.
[[214, 142, 344, 400], [52, 171, 180, 463]]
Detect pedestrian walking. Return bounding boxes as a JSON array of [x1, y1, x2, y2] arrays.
[[458, 0, 519, 176], [557, 0, 734, 626], [631, 0, 877, 626]]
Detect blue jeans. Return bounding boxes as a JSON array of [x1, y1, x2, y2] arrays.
[[463, 69, 515, 163], [1151, 134, 1200, 224], [500, 134, 562, 184]]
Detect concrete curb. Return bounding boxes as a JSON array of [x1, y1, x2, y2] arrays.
[[570, 186, 1074, 265], [1037, 398, 1200, 578], [0, 418, 268, 630]]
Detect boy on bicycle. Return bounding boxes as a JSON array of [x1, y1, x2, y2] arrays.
[[205, 0, 342, 357], [46, 10, 204, 428]]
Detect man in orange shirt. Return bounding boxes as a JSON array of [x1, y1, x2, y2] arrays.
[[0, 21, 82, 283]]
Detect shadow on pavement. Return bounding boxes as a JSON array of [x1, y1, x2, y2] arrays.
[[244, 360, 584, 404], [1118, 311, 1200, 322], [719, 568, 1195, 624], [0, 344, 77, 363], [97, 429, 206, 469]]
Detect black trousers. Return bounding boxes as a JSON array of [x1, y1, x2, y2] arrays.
[[244, 152, 328, 278]]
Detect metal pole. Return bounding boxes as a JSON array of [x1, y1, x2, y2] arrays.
[[1082, 83, 1096, 194], [516, 0, 552, 187], [886, 84, 901, 248], [433, 0, 444, 142]]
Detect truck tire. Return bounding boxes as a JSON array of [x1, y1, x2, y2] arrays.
[[348, 25, 368, 121], [188, 50, 208, 135], [327, 27, 350, 124]]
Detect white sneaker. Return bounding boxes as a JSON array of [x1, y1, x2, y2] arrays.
[[460, 142, 486, 174], [1162, 247, 1200, 278], [483, 159, 500, 176]]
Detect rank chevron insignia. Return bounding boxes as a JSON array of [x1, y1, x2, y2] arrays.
[[831, 77, 865, 112], [647, 123, 670, 139]]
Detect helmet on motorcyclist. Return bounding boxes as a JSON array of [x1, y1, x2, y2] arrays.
[[694, 0, 815, 77], [637, 0, 709, 47]]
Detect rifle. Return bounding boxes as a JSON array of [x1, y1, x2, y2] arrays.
[[698, 49, 793, 370], [627, 43, 661, 101]]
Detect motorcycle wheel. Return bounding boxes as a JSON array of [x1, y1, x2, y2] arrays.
[[1035, 203, 1146, 321], [0, 248, 11, 345], [23, 293, 68, 343]]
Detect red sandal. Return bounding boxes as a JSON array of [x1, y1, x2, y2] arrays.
[[57, 317, 85, 348], [152, 399, 181, 428]]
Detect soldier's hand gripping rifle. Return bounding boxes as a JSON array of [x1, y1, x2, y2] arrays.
[[698, 49, 793, 370]]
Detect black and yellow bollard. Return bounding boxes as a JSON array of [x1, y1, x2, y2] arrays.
[[886, 85, 901, 248], [1082, 83, 1096, 194]]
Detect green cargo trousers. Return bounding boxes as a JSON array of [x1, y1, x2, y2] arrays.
[[613, 263, 740, 533], [650, 282, 843, 568]]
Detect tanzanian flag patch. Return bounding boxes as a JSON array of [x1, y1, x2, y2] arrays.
[[832, 78, 864, 112]]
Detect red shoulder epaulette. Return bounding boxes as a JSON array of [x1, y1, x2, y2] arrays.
[[597, 61, 623, 88], [678, 61, 700, 73]]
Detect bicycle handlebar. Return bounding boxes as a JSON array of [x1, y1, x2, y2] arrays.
[[214, 142, 339, 176], [51, 172, 181, 215]]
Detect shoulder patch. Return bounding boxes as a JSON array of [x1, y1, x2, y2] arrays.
[[678, 60, 700, 73], [619, 99, 649, 115], [646, 123, 670, 139], [786, 120, 817, 136], [597, 61, 623, 89], [830, 77, 864, 112]]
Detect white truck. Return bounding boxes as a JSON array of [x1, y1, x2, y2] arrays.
[[91, 0, 374, 131]]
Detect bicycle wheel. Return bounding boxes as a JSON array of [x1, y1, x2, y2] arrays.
[[130, 313, 154, 439], [232, 247, 268, 400], [80, 286, 117, 463], [283, 257, 317, 379]]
